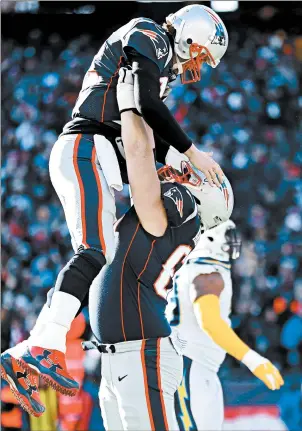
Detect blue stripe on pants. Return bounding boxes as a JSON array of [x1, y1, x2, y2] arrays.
[[74, 134, 104, 252]]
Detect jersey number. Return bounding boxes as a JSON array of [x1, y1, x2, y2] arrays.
[[154, 245, 192, 299]]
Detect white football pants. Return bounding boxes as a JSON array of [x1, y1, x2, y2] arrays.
[[49, 133, 117, 263], [175, 356, 224, 431], [99, 337, 183, 431]]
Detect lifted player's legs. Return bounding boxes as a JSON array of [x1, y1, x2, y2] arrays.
[[2, 134, 117, 400]]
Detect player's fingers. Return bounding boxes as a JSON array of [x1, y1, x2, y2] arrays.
[[274, 368, 284, 386], [265, 374, 276, 390], [210, 169, 221, 188], [273, 375, 280, 390], [205, 170, 215, 187], [118, 67, 127, 82], [118, 67, 133, 84], [214, 164, 224, 184]]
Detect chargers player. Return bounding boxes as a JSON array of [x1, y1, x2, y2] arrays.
[[169, 221, 284, 431], [84, 68, 234, 430], [1, 4, 228, 416]]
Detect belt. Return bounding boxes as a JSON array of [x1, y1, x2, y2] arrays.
[[81, 340, 116, 354], [82, 338, 166, 354]]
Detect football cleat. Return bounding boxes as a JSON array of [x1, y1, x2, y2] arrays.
[[17, 347, 79, 396], [1, 352, 45, 417]]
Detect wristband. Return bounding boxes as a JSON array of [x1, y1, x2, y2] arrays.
[[242, 349, 267, 372]]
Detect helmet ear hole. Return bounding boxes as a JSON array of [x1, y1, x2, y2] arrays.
[[207, 236, 214, 242], [187, 38, 192, 44]]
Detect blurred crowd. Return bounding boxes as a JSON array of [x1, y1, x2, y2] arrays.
[[1, 26, 302, 383]]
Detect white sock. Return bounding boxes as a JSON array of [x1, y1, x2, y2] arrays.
[[6, 340, 29, 359], [5, 304, 51, 359], [29, 292, 81, 353], [28, 304, 51, 340]]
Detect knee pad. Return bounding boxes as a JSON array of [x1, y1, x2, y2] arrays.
[[54, 248, 106, 303], [80, 248, 107, 268]]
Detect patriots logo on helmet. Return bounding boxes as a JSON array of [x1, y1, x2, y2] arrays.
[[137, 29, 168, 59], [211, 22, 226, 46], [205, 8, 226, 47], [164, 187, 184, 217]]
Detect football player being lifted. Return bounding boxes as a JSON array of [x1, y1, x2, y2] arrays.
[[168, 221, 284, 431], [1, 4, 229, 417]]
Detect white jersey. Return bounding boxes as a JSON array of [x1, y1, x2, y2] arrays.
[[167, 256, 233, 373]]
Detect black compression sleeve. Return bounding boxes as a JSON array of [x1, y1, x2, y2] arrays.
[[128, 52, 192, 154], [154, 133, 170, 165]]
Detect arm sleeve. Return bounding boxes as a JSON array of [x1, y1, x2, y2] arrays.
[[154, 133, 170, 165], [161, 183, 197, 228], [126, 52, 193, 153], [193, 294, 250, 362]]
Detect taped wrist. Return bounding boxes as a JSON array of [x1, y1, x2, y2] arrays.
[[117, 67, 136, 113], [242, 350, 267, 372]]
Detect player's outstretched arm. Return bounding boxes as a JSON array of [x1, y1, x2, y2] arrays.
[[131, 54, 223, 187], [191, 273, 284, 391], [116, 68, 168, 236]]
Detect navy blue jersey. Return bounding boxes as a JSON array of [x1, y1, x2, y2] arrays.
[[89, 182, 201, 344], [63, 18, 175, 135]]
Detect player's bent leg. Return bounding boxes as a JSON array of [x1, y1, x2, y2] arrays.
[[19, 134, 116, 396], [114, 338, 183, 431], [19, 253, 106, 396], [175, 357, 224, 431]]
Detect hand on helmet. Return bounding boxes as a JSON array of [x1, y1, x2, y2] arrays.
[[185, 145, 224, 187], [116, 67, 136, 113]]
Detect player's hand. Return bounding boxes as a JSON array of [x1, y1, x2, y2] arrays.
[[242, 349, 284, 391], [185, 145, 224, 187], [252, 361, 284, 390], [116, 67, 136, 113]]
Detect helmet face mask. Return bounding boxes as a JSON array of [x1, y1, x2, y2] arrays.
[[181, 43, 216, 84], [157, 160, 202, 189], [189, 220, 242, 262], [222, 227, 242, 260]]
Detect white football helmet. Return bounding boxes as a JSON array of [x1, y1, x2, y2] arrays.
[[189, 219, 242, 262], [166, 4, 228, 83], [158, 160, 234, 231]]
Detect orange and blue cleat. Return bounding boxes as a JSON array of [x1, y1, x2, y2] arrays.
[[1, 352, 45, 417], [17, 346, 79, 396]]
